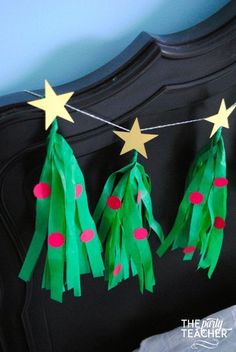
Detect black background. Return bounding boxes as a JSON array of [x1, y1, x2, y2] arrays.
[[1, 3, 236, 351]]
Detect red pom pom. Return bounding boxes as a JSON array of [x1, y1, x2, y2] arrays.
[[48, 233, 65, 248], [136, 191, 142, 204], [107, 196, 122, 210], [189, 192, 204, 204], [213, 178, 228, 187], [75, 184, 83, 198], [214, 217, 225, 229], [80, 229, 95, 242], [134, 228, 148, 240], [33, 183, 51, 199], [113, 264, 122, 276], [183, 246, 196, 254]]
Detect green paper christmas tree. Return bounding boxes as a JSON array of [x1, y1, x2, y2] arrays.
[[94, 152, 164, 292], [157, 129, 227, 277], [19, 120, 104, 302]]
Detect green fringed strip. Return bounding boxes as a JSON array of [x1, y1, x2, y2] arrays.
[[94, 152, 164, 292], [157, 129, 227, 278], [19, 120, 104, 302]]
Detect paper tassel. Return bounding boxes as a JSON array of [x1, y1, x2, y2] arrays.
[[19, 120, 104, 302], [157, 129, 227, 278], [94, 152, 164, 292]]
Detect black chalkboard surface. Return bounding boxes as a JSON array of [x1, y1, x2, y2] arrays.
[[1, 2, 236, 351]]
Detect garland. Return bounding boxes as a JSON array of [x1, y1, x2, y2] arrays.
[[18, 81, 235, 302]]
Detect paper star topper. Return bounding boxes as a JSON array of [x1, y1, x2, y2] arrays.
[[113, 118, 158, 158], [205, 99, 236, 138], [27, 80, 74, 130]]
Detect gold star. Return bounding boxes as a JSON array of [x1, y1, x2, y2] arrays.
[[205, 99, 236, 138], [113, 118, 158, 158], [27, 80, 74, 130]]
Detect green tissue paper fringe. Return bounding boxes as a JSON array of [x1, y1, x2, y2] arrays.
[[19, 120, 104, 302], [157, 129, 227, 278], [94, 151, 164, 292]]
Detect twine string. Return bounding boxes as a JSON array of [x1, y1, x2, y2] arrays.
[[24, 89, 234, 132]]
